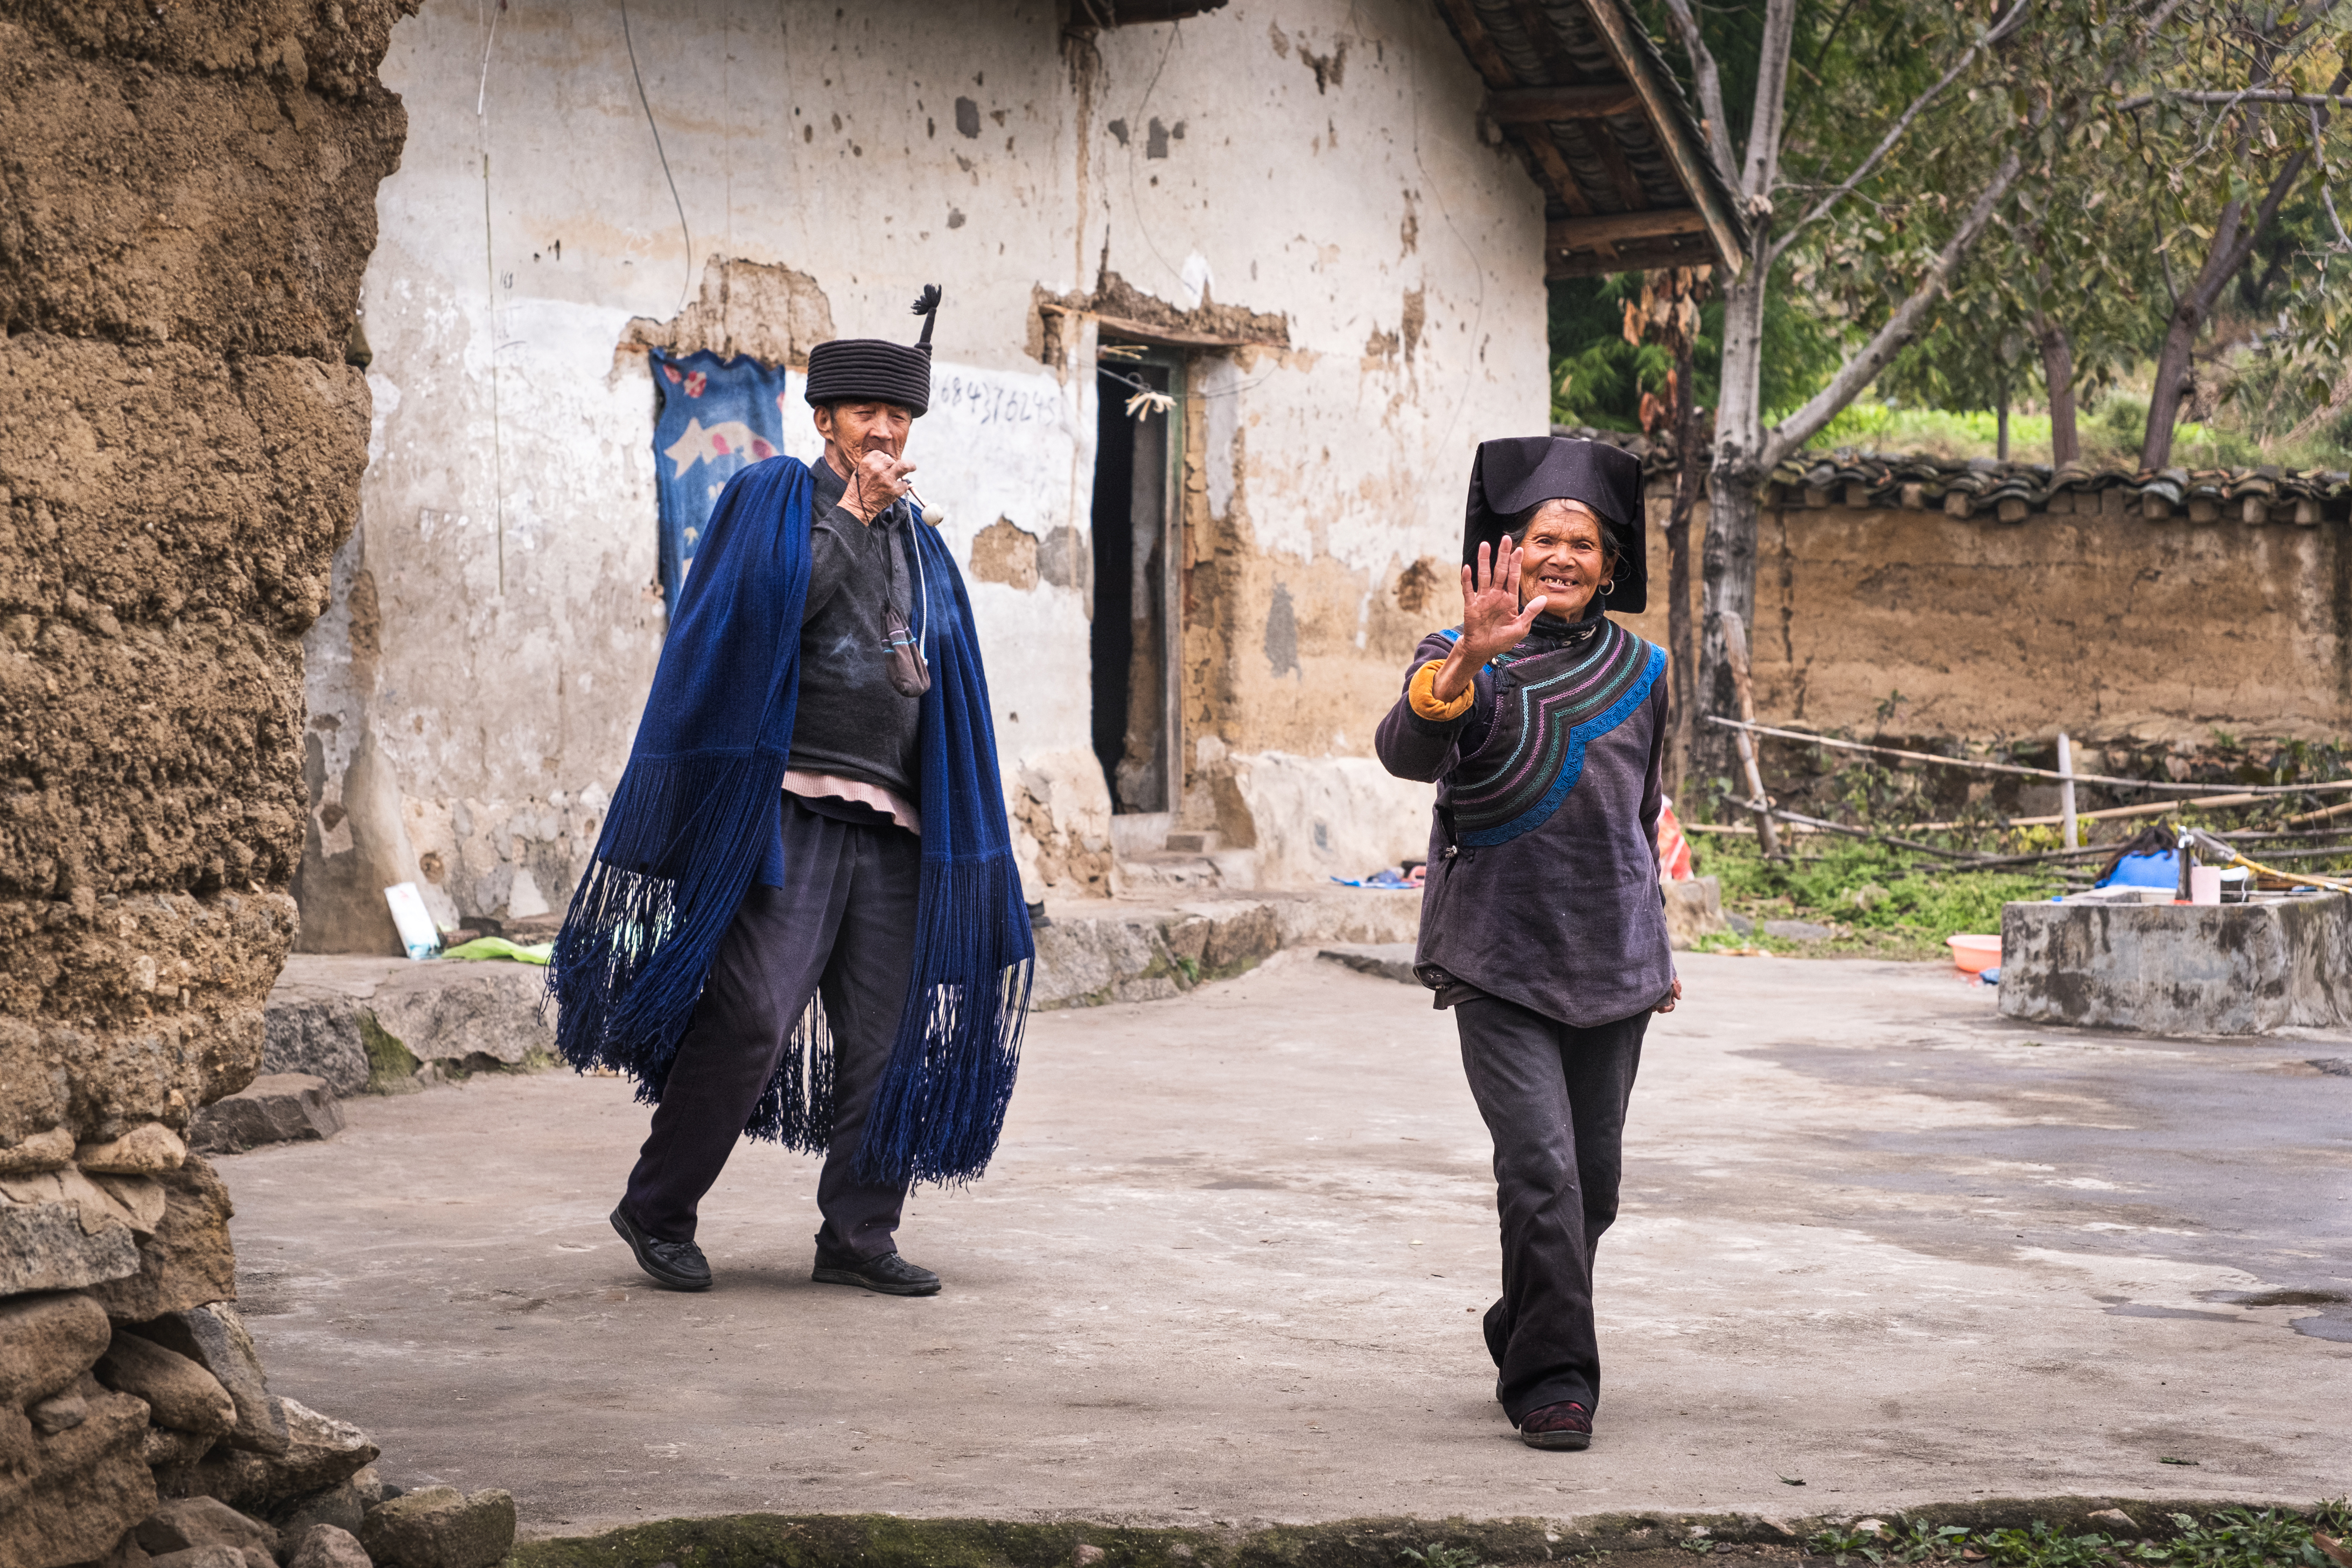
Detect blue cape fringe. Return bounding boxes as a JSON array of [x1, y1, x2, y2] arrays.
[[547, 457, 1033, 1187]]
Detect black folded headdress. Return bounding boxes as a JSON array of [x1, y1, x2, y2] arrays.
[[805, 285, 941, 416], [1461, 436, 1647, 613]]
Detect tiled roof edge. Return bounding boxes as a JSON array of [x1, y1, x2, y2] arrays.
[[1547, 424, 2352, 519]]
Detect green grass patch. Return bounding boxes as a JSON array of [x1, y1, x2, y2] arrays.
[[1693, 834, 2061, 960], [507, 1504, 2350, 1568], [1809, 1505, 2352, 1568], [1804, 396, 2350, 472]]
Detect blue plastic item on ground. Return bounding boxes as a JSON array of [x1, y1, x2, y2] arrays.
[[2099, 850, 2178, 889]]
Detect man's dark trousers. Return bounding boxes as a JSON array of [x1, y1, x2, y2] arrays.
[[622, 795, 920, 1259], [1455, 993, 1648, 1424]]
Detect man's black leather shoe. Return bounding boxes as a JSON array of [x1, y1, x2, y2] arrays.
[[812, 1248, 941, 1296], [610, 1205, 712, 1291]]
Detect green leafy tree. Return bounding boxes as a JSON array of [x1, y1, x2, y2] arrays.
[[2102, 11, 2352, 467], [1879, 272, 2036, 457]]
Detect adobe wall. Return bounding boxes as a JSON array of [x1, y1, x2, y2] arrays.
[[0, 3, 409, 1558], [1613, 484, 2352, 749], [1754, 499, 2350, 744], [307, 0, 1539, 943]]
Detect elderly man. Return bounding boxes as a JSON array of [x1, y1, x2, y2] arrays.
[[551, 289, 1034, 1298]]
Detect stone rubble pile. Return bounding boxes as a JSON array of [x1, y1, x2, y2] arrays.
[[183, 961, 558, 1157], [0, 1115, 515, 1568]]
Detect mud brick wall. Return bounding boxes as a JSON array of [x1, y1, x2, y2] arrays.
[[1617, 483, 2352, 748], [0, 3, 410, 1560]]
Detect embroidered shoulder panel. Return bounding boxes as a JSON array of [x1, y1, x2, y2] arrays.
[[1448, 620, 1663, 847]]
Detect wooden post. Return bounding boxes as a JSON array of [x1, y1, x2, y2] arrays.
[[1720, 612, 1782, 858], [2057, 732, 2078, 850]]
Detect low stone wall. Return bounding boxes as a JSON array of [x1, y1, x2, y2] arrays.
[[263, 958, 556, 1091]]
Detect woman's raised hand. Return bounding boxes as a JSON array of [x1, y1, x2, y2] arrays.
[[1458, 537, 1545, 665], [1426, 538, 1545, 705]]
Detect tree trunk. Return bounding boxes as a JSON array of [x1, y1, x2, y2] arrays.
[[1667, 336, 1700, 800], [2137, 79, 2339, 468], [2140, 295, 2208, 471], [1697, 252, 1770, 790], [2143, 194, 2246, 471], [1699, 461, 1763, 794], [1995, 379, 2010, 461], [2035, 312, 2078, 465]]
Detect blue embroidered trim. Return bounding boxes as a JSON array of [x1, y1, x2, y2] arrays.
[[1456, 642, 1664, 848], [1434, 626, 1495, 671]]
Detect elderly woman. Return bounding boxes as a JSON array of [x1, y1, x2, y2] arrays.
[[1375, 435, 1681, 1451]]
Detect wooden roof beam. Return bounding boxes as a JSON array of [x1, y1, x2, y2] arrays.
[[1497, 0, 1646, 210], [1523, 133, 1600, 220], [1434, 0, 1613, 248], [1581, 124, 1649, 211], [1548, 207, 1707, 251], [1547, 236, 1716, 278], [1486, 85, 1644, 121], [1434, 0, 1517, 87], [1573, 0, 1746, 274]]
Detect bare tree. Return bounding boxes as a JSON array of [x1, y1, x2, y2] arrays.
[[1658, 0, 2182, 778]]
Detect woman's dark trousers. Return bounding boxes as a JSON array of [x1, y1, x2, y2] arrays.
[[621, 796, 920, 1261], [1456, 993, 1648, 1424]]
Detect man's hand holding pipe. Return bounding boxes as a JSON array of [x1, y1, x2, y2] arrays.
[[841, 449, 918, 524]]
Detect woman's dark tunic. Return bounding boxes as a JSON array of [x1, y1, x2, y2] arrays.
[[1374, 614, 1675, 1027]]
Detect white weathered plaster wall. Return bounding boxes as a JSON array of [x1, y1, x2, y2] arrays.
[[302, 0, 1544, 942]]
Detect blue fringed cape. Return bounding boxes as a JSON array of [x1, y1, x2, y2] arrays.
[[547, 456, 1034, 1186]]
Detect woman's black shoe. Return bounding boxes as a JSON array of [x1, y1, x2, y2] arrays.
[[1518, 1399, 1593, 1450], [609, 1205, 712, 1291], [812, 1248, 941, 1296]]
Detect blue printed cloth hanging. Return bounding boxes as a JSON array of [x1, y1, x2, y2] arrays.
[[651, 348, 794, 605]]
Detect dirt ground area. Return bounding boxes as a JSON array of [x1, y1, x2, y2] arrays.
[[211, 950, 2350, 1539]]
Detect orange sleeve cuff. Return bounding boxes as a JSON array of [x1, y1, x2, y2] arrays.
[[1408, 659, 1475, 721]]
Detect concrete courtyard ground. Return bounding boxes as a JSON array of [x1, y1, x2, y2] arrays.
[[216, 951, 2351, 1539]]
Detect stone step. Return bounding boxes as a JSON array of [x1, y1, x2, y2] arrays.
[[1315, 942, 1419, 984], [190, 1075, 344, 1154], [268, 889, 1422, 1074], [263, 959, 556, 1097], [1031, 884, 1422, 1010]]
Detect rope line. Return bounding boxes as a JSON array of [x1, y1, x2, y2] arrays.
[[1706, 716, 2352, 797]]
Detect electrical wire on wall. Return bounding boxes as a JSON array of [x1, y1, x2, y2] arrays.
[[620, 0, 695, 313], [478, 0, 506, 596]]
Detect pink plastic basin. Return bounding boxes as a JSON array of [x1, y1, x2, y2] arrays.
[[1947, 933, 2001, 974]]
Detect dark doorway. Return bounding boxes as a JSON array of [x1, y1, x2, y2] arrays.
[[1088, 357, 1177, 814]]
